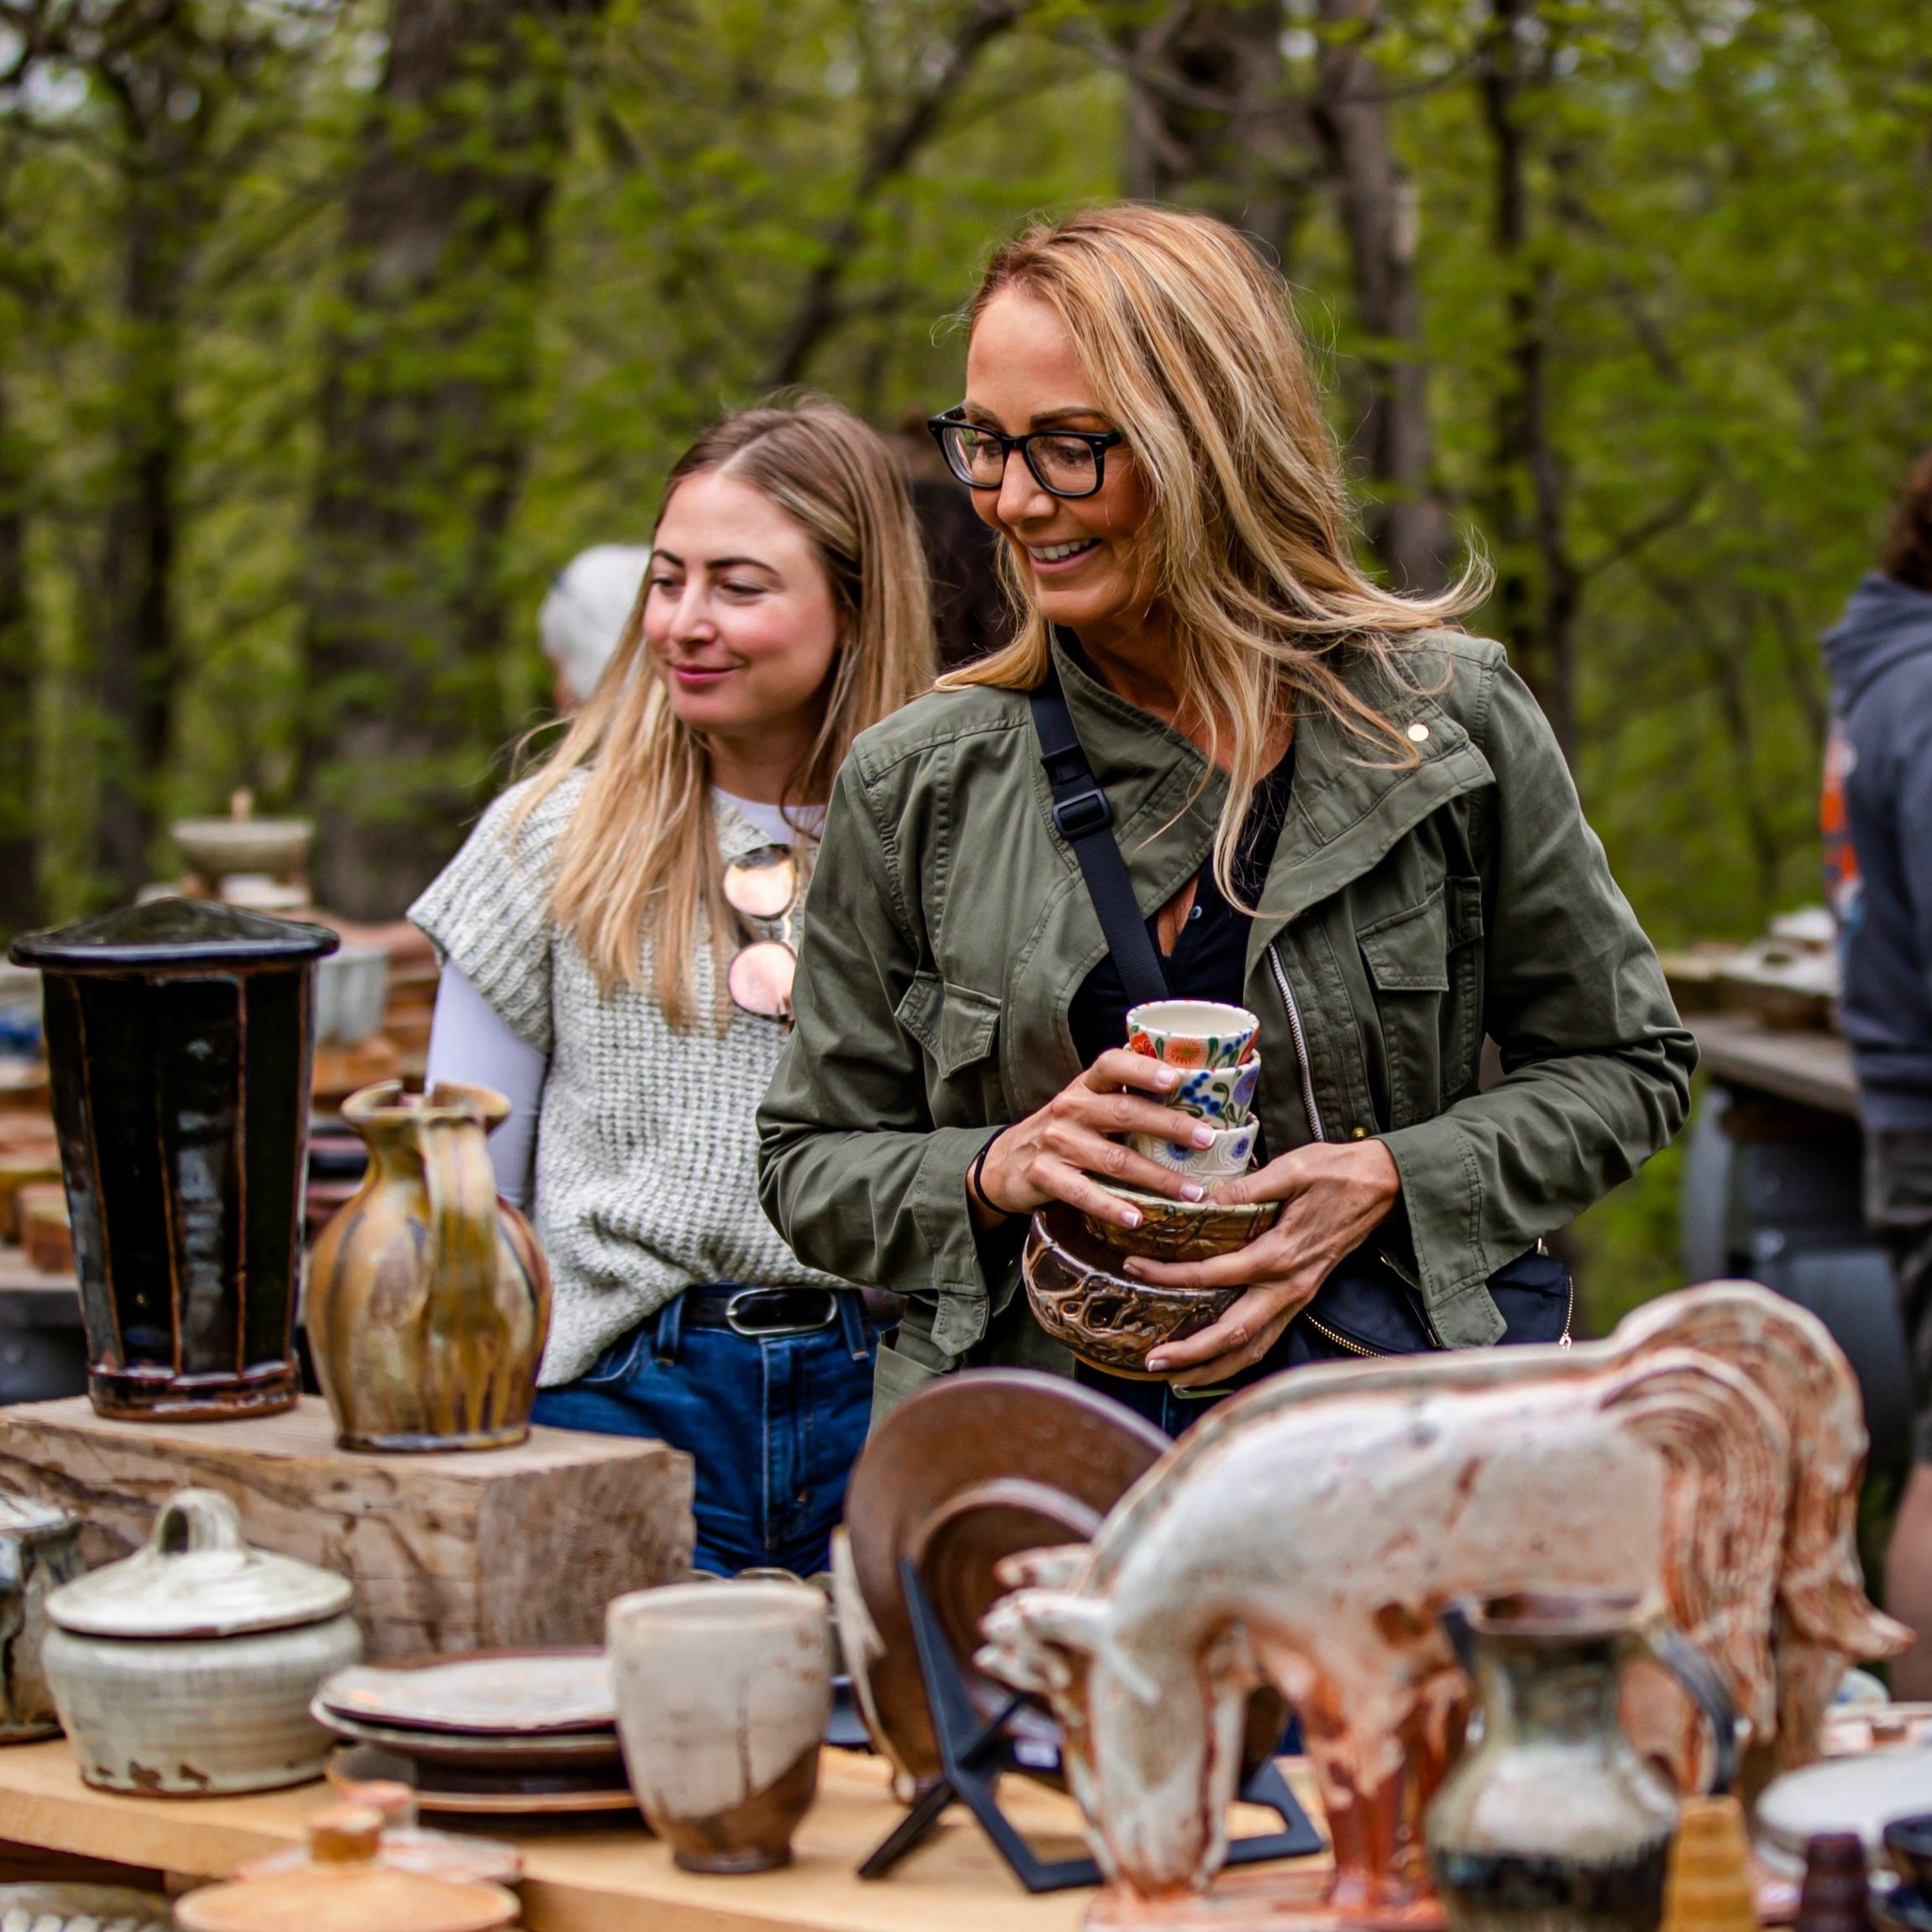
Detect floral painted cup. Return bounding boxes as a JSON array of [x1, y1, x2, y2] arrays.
[[1129, 1118, 1259, 1181], [1126, 1000, 1260, 1071], [1170, 1056, 1260, 1123]]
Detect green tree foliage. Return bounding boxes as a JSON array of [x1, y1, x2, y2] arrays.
[[0, 0, 1925, 940]]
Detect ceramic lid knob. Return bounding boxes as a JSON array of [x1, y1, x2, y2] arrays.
[[311, 1806, 383, 1866]]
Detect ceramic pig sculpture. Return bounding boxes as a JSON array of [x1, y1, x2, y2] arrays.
[[977, 1282, 1907, 1912]]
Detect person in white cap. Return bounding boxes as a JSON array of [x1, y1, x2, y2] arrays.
[[539, 544, 653, 713]]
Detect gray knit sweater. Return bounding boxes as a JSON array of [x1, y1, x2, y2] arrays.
[[409, 771, 846, 1385]]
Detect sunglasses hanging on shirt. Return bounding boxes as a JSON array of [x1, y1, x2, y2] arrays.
[[724, 845, 803, 1022]]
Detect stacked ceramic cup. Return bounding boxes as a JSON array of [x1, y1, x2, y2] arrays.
[[1123, 999, 1262, 1186]]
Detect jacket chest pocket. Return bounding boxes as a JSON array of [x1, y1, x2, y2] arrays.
[[1358, 877, 1484, 1128], [895, 971, 1006, 1124]]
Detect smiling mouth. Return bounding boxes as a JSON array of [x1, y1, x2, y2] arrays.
[[1026, 538, 1099, 564]]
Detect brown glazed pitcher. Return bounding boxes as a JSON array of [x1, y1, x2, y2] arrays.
[[306, 1082, 551, 1453]]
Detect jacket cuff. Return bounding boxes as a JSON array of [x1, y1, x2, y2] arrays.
[[910, 1125, 1015, 1358], [1377, 1121, 1507, 1347]]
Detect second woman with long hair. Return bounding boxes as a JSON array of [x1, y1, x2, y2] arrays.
[[411, 397, 934, 1573]]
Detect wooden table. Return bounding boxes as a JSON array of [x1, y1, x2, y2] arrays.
[[1688, 1015, 1857, 1118], [0, 1738, 1327, 1931]]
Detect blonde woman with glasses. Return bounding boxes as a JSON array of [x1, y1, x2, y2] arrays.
[[411, 398, 934, 1573], [760, 207, 1694, 1434]]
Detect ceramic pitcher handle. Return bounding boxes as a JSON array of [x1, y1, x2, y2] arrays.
[[1643, 1624, 1739, 1798], [151, 1488, 245, 1557]]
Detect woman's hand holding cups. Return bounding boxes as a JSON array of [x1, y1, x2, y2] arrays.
[[1125, 1139, 1403, 1385], [972, 1050, 1232, 1230]]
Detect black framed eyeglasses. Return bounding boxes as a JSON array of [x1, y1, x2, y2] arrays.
[[927, 408, 1124, 500]]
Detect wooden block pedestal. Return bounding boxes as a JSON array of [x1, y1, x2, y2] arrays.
[[0, 1395, 694, 1657]]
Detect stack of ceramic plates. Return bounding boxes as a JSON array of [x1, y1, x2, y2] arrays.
[[312, 1650, 632, 1816]]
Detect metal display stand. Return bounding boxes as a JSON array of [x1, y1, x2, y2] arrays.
[[859, 1560, 1325, 1893]]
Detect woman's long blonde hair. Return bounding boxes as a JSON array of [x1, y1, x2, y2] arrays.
[[943, 204, 1488, 903], [513, 398, 935, 1028]]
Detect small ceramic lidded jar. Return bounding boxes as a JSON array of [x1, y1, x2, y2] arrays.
[[0, 1493, 86, 1741], [43, 1488, 362, 1794], [175, 1804, 520, 1932]]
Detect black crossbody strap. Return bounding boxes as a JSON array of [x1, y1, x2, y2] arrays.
[[1029, 656, 1170, 1008]]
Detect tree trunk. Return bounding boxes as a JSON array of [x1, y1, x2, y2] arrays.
[[93, 200, 185, 903], [1311, 0, 1453, 593], [303, 0, 596, 919], [1119, 1, 1316, 272], [0, 383, 34, 937], [1477, 0, 1579, 760]]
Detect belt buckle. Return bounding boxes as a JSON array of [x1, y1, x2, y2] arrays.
[[725, 1288, 838, 1338]]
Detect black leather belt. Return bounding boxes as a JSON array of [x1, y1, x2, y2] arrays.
[[681, 1285, 840, 1338]]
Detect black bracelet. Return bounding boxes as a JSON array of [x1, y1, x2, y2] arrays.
[[967, 1130, 1006, 1217]]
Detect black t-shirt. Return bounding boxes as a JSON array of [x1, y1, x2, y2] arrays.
[[1066, 747, 1295, 1070]]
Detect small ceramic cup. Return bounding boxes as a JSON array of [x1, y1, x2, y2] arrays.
[[1129, 1118, 1259, 1181], [1169, 1056, 1260, 1123], [608, 1579, 830, 1875], [1126, 1000, 1259, 1071]]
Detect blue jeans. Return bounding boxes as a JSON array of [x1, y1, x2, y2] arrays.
[[531, 1290, 876, 1577]]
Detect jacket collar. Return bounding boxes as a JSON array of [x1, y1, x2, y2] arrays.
[[1046, 631, 1493, 957]]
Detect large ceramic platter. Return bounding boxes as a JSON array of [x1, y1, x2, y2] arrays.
[[842, 1369, 1172, 1783], [317, 1649, 614, 1735], [1755, 1746, 1932, 1862], [326, 1743, 638, 1819], [311, 1699, 621, 1769]]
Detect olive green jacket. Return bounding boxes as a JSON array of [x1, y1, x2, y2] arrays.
[[757, 634, 1694, 1410]]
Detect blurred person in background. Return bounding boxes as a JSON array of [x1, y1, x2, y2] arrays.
[[412, 400, 934, 1575], [1821, 447, 1932, 1694], [539, 544, 653, 714]]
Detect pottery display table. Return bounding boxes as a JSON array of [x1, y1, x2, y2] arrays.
[[0, 1739, 1328, 1932], [0, 1395, 694, 1656]]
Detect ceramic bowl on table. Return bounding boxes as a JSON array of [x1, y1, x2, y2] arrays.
[[1025, 1202, 1243, 1378], [1125, 999, 1259, 1070], [1078, 1179, 1280, 1262], [1128, 1118, 1258, 1181], [170, 815, 312, 882], [42, 1487, 361, 1795]]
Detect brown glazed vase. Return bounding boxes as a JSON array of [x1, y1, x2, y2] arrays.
[[306, 1081, 551, 1453], [10, 898, 336, 1421]]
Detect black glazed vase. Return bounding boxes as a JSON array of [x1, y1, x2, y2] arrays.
[[10, 898, 338, 1421]]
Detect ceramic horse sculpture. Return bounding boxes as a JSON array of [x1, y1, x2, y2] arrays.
[[977, 1282, 1907, 1917]]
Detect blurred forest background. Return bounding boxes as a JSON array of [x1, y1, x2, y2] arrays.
[[1, 0, 1928, 1302]]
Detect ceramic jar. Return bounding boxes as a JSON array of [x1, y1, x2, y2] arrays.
[[176, 1804, 519, 1932], [1427, 1591, 1738, 1932], [9, 898, 337, 1421], [43, 1488, 362, 1794], [306, 1081, 551, 1453], [0, 1493, 86, 1741], [609, 1579, 831, 1873]]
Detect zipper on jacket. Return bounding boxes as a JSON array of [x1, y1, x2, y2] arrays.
[[1266, 942, 1326, 1144], [1301, 1314, 1385, 1358]]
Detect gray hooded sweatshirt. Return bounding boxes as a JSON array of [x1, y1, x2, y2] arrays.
[[1822, 571, 1932, 1129]]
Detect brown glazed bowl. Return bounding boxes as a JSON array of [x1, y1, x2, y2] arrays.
[[1025, 1202, 1244, 1378], [1078, 1180, 1281, 1262]]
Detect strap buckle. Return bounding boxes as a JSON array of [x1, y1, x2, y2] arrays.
[[725, 1287, 839, 1338], [1051, 785, 1112, 840]]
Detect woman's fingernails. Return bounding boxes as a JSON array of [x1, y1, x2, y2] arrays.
[[1180, 1181, 1205, 1202], [1157, 1066, 1181, 1086], [1191, 1125, 1215, 1147], [1122, 1207, 1143, 1228], [1144, 1355, 1167, 1372]]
